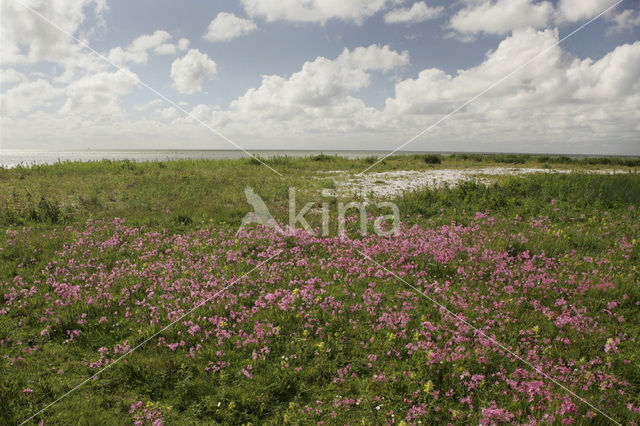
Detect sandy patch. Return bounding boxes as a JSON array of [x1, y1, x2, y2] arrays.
[[322, 167, 626, 198]]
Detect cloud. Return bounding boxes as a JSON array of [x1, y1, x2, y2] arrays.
[[153, 106, 181, 122], [570, 42, 640, 101], [556, 0, 615, 23], [108, 30, 189, 65], [230, 44, 409, 115], [340, 44, 411, 71], [170, 49, 218, 94], [449, 0, 554, 36], [449, 0, 626, 37], [60, 69, 139, 116], [0, 69, 27, 86], [203, 12, 257, 42], [134, 99, 163, 112], [383, 29, 640, 150], [0, 79, 62, 116], [386, 29, 567, 113], [606, 9, 640, 33], [1, 17, 638, 155], [0, 0, 106, 68], [241, 0, 393, 25], [155, 38, 190, 55], [384, 2, 444, 24]]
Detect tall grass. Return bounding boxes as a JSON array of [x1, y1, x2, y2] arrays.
[[1, 156, 637, 229], [397, 173, 640, 220]]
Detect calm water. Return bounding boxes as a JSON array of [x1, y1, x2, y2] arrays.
[[0, 150, 616, 169], [0, 150, 427, 168]]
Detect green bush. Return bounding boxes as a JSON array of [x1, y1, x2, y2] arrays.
[[423, 154, 442, 164]]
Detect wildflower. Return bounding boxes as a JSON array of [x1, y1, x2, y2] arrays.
[[423, 380, 434, 394], [604, 337, 620, 353]]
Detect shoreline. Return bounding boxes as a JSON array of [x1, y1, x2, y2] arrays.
[[2, 151, 639, 170]]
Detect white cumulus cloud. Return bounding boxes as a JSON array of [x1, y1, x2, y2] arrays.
[[556, 0, 615, 23], [0, 0, 107, 80], [449, 0, 554, 36], [108, 30, 189, 65], [170, 49, 218, 94], [204, 12, 257, 42], [384, 2, 444, 24], [231, 44, 409, 114], [449, 0, 627, 37], [383, 29, 640, 151], [241, 0, 393, 25], [0, 69, 27, 86], [0, 79, 62, 116], [606, 9, 640, 33], [155, 38, 190, 55], [60, 69, 139, 116]]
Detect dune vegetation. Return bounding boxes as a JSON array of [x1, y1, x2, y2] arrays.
[[1, 154, 639, 424]]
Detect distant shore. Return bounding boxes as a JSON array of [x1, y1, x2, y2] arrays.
[[1, 149, 639, 169]]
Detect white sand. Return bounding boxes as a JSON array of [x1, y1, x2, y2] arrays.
[[321, 168, 627, 198]]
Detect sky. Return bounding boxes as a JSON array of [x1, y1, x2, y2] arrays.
[[0, 0, 639, 155]]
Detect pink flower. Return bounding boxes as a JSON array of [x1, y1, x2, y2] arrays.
[[604, 337, 620, 353], [481, 402, 514, 424]]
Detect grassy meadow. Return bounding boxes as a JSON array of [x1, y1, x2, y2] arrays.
[[1, 154, 640, 425]]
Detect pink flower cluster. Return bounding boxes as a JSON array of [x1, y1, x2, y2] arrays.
[[1, 210, 638, 423]]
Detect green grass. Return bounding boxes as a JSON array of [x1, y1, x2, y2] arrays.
[[1, 154, 640, 424], [397, 172, 640, 222], [1, 154, 637, 230]]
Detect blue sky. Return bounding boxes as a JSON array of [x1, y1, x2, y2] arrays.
[[1, 0, 639, 154]]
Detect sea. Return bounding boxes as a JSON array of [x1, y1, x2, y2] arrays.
[[0, 149, 427, 168], [0, 149, 620, 169]]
